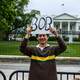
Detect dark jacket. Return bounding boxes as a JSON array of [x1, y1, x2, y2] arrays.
[[20, 36, 67, 80]]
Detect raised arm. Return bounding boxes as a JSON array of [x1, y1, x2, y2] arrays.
[[20, 26, 34, 57], [54, 36, 67, 56], [49, 27, 67, 56]]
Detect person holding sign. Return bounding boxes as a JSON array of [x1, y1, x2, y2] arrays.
[[20, 26, 67, 80]]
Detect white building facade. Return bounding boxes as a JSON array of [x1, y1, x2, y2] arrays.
[[53, 13, 80, 43]]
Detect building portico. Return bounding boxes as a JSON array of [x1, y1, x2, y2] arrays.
[[53, 13, 80, 43]]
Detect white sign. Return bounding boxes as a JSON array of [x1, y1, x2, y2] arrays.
[[31, 15, 53, 34]]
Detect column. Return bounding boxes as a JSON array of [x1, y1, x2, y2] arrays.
[[68, 22, 73, 43], [59, 22, 62, 37], [76, 22, 79, 31], [68, 22, 70, 31], [60, 22, 62, 29]]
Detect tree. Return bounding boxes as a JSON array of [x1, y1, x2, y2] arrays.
[[12, 9, 40, 34], [0, 0, 29, 40]]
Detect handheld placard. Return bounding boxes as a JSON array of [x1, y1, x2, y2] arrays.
[[31, 15, 53, 35]]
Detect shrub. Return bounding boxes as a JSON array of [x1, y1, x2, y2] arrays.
[[73, 37, 80, 42], [48, 37, 56, 41], [29, 36, 37, 41], [63, 36, 69, 41]]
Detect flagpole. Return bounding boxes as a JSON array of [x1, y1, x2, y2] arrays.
[[61, 3, 65, 13]]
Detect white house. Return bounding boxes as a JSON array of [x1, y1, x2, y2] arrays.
[[53, 13, 80, 43]]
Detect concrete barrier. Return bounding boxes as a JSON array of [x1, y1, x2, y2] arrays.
[[0, 55, 80, 64]]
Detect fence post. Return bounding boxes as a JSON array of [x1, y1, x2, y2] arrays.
[[0, 71, 6, 80], [9, 70, 29, 80]]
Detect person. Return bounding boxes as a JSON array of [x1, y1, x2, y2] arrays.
[[20, 26, 67, 80]]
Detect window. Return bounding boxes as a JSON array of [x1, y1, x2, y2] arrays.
[[70, 22, 76, 31], [54, 22, 60, 29]]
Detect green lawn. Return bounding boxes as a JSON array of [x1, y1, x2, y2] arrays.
[[0, 41, 80, 57], [0, 41, 22, 55], [60, 43, 80, 57]]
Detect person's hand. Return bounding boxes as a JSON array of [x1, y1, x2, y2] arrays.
[[49, 27, 59, 37], [26, 26, 32, 34], [25, 26, 32, 39]]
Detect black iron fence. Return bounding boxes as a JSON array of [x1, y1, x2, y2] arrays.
[[0, 71, 6, 80], [0, 70, 80, 80], [57, 72, 80, 80], [9, 70, 29, 80]]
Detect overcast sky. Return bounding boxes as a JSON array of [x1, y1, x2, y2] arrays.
[[27, 0, 80, 15]]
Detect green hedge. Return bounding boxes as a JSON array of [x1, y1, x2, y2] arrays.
[[73, 37, 80, 42], [29, 36, 37, 41], [29, 36, 69, 41]]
